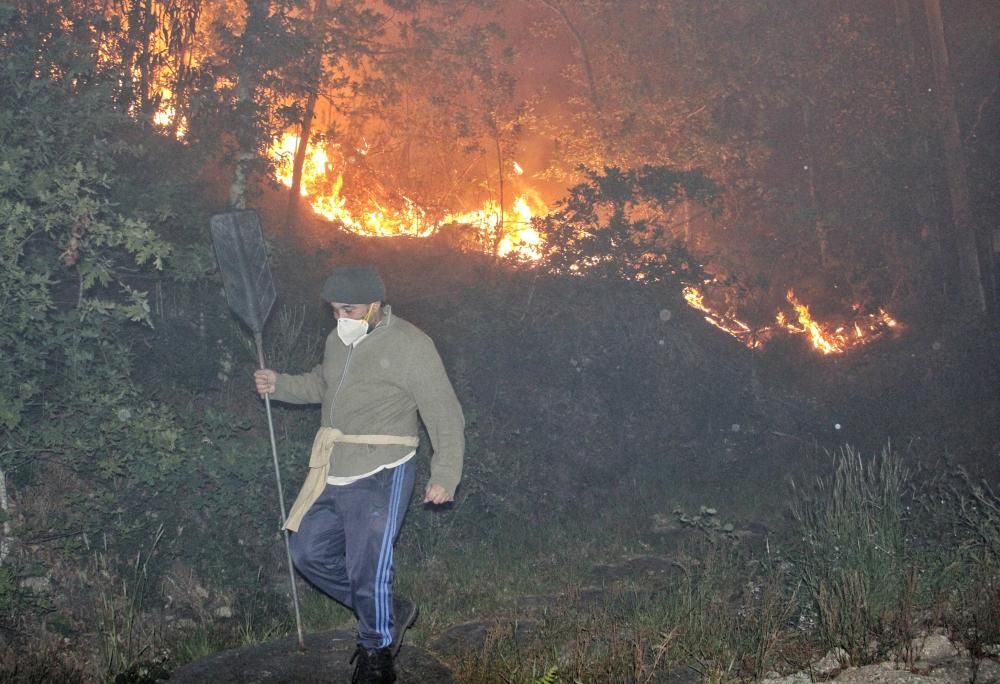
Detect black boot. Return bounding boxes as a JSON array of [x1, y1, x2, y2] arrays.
[[390, 596, 419, 656], [351, 645, 396, 684]]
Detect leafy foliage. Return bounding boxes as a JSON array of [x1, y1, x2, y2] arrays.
[[538, 165, 719, 282], [0, 5, 172, 463], [0, 3, 278, 656]]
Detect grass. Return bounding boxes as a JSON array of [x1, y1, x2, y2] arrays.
[[789, 443, 1000, 667], [387, 469, 807, 682], [789, 443, 912, 662], [98, 525, 166, 680], [385, 441, 998, 681], [399, 536, 803, 682], [6, 439, 998, 683], [921, 463, 1000, 657]]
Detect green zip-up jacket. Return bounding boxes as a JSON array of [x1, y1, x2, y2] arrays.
[[271, 307, 465, 496]]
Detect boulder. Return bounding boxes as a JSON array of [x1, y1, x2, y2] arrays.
[[170, 629, 454, 683]]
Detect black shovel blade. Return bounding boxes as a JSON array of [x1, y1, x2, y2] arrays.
[[210, 209, 276, 334]]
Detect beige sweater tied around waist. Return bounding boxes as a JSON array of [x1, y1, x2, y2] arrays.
[[284, 427, 419, 532]]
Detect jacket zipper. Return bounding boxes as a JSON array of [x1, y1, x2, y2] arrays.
[[329, 345, 353, 425], [327, 311, 388, 426]]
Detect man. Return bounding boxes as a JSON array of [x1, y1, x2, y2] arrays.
[[254, 265, 464, 684]]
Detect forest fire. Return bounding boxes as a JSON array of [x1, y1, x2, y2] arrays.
[[271, 134, 434, 238], [272, 130, 902, 354], [270, 133, 544, 258], [778, 290, 899, 355], [15, 3, 1000, 680], [444, 194, 545, 259], [683, 286, 900, 355], [683, 286, 764, 349], [152, 97, 187, 138]]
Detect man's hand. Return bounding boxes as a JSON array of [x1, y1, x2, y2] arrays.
[[254, 369, 277, 395], [423, 484, 452, 505]]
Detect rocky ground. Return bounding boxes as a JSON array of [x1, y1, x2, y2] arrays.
[[170, 616, 1000, 684], [764, 635, 1000, 684], [171, 543, 1000, 684], [170, 630, 454, 683], [171, 615, 1000, 683]]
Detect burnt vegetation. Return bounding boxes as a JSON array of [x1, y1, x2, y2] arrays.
[[1, 1, 999, 682]]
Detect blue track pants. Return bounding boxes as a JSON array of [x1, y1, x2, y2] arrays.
[[288, 460, 415, 648]]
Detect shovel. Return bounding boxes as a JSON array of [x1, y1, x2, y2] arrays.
[[209, 209, 305, 650]]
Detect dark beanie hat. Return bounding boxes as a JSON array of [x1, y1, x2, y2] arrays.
[[320, 265, 386, 303]]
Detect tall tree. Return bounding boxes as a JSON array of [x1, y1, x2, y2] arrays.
[[229, 0, 271, 209], [892, 0, 946, 297], [284, 0, 326, 229], [283, 0, 385, 230], [923, 0, 988, 312], [289, 1, 516, 231], [534, 0, 601, 114]]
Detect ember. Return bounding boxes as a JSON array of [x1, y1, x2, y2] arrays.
[[778, 290, 900, 355]]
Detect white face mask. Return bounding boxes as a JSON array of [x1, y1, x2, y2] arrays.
[[337, 317, 368, 346], [336, 303, 377, 346]]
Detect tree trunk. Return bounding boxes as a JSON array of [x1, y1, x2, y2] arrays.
[[229, 0, 271, 210], [285, 88, 317, 229], [802, 100, 830, 268], [493, 129, 506, 258], [285, 0, 326, 229], [893, 0, 954, 294], [537, 0, 601, 114], [923, 0, 987, 312], [167, 0, 202, 138], [0, 465, 10, 567], [117, 0, 141, 110], [138, 0, 154, 115]]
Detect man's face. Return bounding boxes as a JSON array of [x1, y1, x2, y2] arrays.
[[330, 302, 379, 321]]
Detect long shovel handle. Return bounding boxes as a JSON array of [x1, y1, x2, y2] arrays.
[[255, 333, 305, 650]]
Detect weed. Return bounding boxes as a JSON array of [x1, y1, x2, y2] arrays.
[[791, 443, 913, 662], [99, 524, 166, 679], [928, 465, 1000, 567], [921, 464, 1000, 656], [236, 567, 289, 646], [0, 645, 91, 684], [172, 625, 226, 665], [297, 582, 355, 632], [533, 665, 559, 684], [234, 303, 322, 373], [673, 505, 737, 538]]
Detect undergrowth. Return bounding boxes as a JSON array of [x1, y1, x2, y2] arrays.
[[790, 443, 1000, 667], [4, 433, 999, 683]]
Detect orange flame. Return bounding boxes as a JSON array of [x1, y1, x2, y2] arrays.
[[444, 193, 544, 259], [778, 290, 899, 354], [270, 132, 544, 257], [270, 135, 900, 354], [783, 290, 842, 354], [151, 90, 187, 138], [683, 286, 766, 349], [683, 285, 901, 354]]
